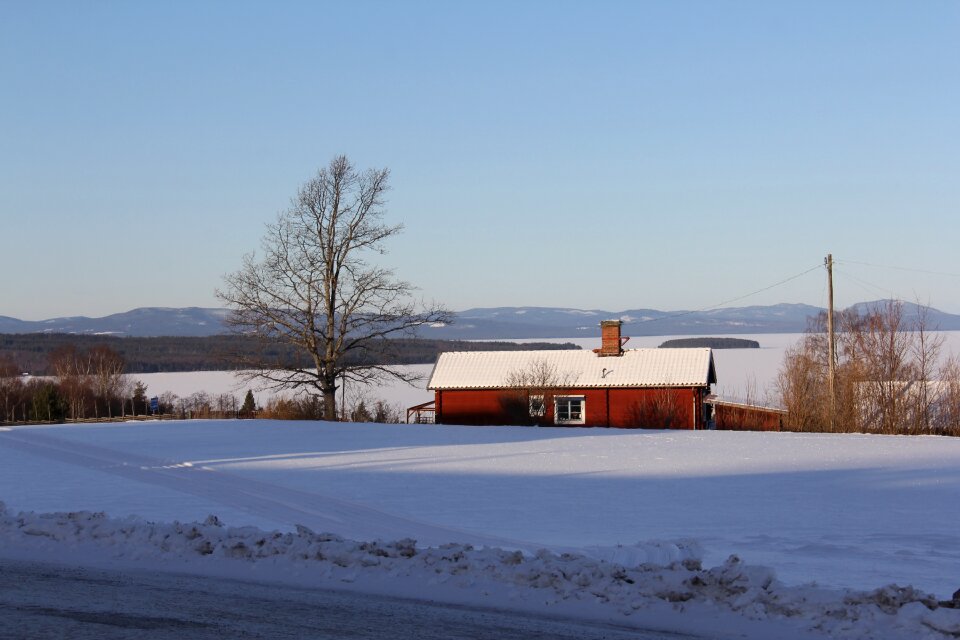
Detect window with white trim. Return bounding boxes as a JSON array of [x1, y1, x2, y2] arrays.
[[554, 395, 585, 425]]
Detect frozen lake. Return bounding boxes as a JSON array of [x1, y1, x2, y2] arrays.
[[133, 332, 960, 413]]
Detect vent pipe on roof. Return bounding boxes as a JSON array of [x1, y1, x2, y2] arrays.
[[594, 319, 628, 357]]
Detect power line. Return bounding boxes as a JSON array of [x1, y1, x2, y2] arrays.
[[834, 267, 902, 301], [705, 264, 824, 310], [836, 259, 960, 279], [634, 263, 824, 325]]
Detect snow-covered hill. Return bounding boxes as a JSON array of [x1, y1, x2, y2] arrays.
[[5, 301, 960, 338], [0, 307, 230, 337]]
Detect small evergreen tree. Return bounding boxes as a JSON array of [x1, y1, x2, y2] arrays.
[[241, 390, 256, 417], [350, 400, 372, 423], [30, 382, 67, 422], [132, 381, 148, 416]]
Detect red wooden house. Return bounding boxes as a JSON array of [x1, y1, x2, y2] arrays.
[[417, 320, 717, 429]]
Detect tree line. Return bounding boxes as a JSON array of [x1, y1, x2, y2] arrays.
[[778, 300, 960, 436], [0, 345, 396, 425], [0, 336, 578, 424], [0, 333, 578, 375], [659, 337, 760, 349], [1, 345, 139, 422]]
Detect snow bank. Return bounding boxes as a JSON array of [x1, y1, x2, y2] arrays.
[[4, 421, 960, 599], [2, 502, 957, 640]]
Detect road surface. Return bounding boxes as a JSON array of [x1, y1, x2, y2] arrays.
[[0, 559, 706, 640]]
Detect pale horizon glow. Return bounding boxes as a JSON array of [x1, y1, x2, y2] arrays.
[[2, 2, 959, 321]]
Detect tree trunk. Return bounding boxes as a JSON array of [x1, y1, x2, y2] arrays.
[[323, 387, 337, 421]]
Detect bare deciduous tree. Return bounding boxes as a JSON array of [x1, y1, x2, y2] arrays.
[[159, 391, 180, 416], [0, 355, 22, 423], [909, 302, 944, 434], [217, 155, 451, 420], [934, 356, 960, 436], [88, 345, 125, 419], [49, 345, 126, 420], [186, 391, 213, 418], [625, 390, 686, 429], [499, 358, 575, 426], [778, 300, 952, 435], [843, 300, 915, 433], [777, 333, 831, 431], [49, 345, 91, 420]]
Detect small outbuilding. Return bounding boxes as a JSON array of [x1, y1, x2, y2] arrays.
[[417, 320, 717, 428], [706, 396, 786, 431]]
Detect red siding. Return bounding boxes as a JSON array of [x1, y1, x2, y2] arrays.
[[713, 404, 784, 431], [606, 387, 701, 429], [435, 390, 510, 426], [436, 386, 709, 429]]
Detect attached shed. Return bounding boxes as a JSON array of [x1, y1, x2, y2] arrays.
[[707, 396, 786, 431], [422, 321, 717, 429]]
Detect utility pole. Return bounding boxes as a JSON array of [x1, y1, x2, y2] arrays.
[[825, 254, 836, 431]]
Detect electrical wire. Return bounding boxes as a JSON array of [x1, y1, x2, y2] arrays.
[[834, 267, 903, 302], [836, 259, 960, 279], [634, 263, 824, 325], [625, 257, 950, 330], [834, 258, 956, 310], [702, 264, 824, 310]]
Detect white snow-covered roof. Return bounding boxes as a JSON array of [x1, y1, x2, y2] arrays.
[[707, 394, 787, 413], [428, 348, 716, 390]]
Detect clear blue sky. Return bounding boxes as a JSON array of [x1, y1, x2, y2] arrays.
[[2, 1, 959, 320]]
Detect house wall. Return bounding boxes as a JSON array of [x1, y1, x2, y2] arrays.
[[713, 404, 784, 431], [435, 387, 709, 429], [606, 387, 705, 429], [434, 389, 508, 426]]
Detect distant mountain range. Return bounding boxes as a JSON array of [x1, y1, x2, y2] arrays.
[[0, 307, 232, 338], [3, 301, 960, 339]]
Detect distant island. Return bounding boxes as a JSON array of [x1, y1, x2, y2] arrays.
[[659, 337, 760, 349]]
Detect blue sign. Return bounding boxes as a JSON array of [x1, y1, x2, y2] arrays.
[[149, 396, 159, 413]]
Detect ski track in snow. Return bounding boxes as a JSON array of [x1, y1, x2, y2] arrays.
[[0, 429, 531, 551]]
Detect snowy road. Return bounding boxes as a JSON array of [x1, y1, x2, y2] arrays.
[[0, 560, 699, 640]]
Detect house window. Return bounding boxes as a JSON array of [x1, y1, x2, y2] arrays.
[[555, 396, 585, 425], [529, 394, 545, 417]]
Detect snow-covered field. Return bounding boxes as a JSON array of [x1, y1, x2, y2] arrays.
[[1, 420, 959, 639]]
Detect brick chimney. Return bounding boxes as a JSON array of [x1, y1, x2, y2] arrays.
[[596, 320, 627, 357]]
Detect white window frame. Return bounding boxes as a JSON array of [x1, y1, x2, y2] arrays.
[[554, 395, 585, 425]]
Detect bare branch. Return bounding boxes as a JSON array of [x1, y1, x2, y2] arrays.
[[217, 156, 452, 420]]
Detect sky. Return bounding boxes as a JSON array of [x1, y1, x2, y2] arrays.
[[2, 1, 959, 320]]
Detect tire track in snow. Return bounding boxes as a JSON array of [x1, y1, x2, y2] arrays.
[[0, 428, 532, 549]]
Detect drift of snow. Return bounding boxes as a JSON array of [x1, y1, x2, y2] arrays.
[[2, 420, 960, 638], [2, 504, 959, 640]]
